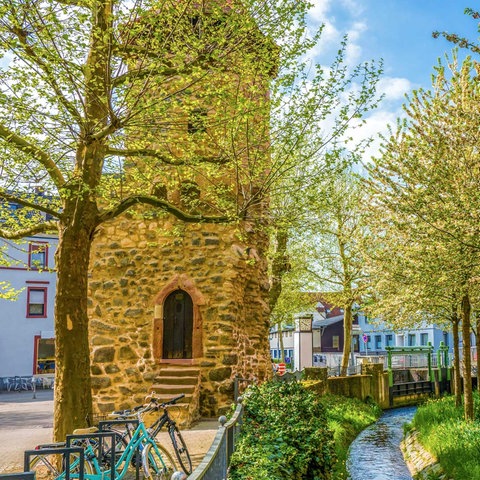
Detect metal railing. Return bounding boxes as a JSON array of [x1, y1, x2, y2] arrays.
[[187, 399, 244, 480], [24, 445, 86, 480], [0, 473, 35, 480]]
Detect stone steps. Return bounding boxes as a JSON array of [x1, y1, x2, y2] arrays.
[[150, 367, 201, 428], [150, 384, 196, 395]]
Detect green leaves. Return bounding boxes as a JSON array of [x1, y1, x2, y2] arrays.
[[364, 55, 480, 329], [228, 381, 337, 480]]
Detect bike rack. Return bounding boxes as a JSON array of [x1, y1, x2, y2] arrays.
[[98, 419, 141, 480], [0, 473, 36, 480], [66, 432, 116, 480], [24, 446, 85, 480]]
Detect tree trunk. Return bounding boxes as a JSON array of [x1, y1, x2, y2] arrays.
[[53, 208, 96, 441], [476, 315, 480, 392], [452, 312, 462, 407], [340, 303, 352, 376], [269, 227, 288, 312], [461, 293, 473, 421]]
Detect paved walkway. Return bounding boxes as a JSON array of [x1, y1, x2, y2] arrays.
[[0, 390, 218, 475]]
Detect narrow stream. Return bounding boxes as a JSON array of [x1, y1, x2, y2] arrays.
[[346, 406, 417, 480]]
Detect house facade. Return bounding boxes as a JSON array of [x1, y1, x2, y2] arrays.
[[269, 299, 455, 370], [0, 234, 58, 378]]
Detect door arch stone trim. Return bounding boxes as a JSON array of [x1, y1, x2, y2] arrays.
[[153, 274, 205, 362]]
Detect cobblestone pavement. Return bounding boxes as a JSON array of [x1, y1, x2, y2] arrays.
[[0, 389, 218, 475]]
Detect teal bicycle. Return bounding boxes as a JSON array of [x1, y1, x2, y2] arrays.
[[28, 402, 178, 480]]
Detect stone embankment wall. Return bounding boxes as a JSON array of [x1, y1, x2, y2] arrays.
[[401, 430, 452, 480], [87, 212, 272, 417], [304, 363, 391, 409]]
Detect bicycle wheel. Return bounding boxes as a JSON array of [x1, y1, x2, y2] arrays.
[[169, 425, 192, 475], [29, 451, 95, 480], [142, 442, 177, 480]]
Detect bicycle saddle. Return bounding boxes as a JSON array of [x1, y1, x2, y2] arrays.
[[72, 426, 99, 435]]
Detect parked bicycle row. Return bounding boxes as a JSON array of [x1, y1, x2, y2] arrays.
[[1, 376, 55, 392], [20, 392, 191, 480]]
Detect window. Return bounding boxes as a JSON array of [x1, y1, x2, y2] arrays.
[[408, 334, 416, 346], [375, 335, 382, 350], [34, 336, 55, 374], [29, 242, 48, 269], [420, 333, 429, 346], [27, 287, 47, 317], [332, 335, 339, 349], [386, 334, 394, 347], [367, 335, 372, 348]]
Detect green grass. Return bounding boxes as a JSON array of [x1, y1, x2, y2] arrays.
[[410, 392, 480, 480], [317, 394, 383, 479]]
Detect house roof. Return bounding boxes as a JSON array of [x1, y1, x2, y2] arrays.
[[312, 314, 344, 329]]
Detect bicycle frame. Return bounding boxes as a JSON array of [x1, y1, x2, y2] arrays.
[[35, 420, 169, 480], [89, 421, 167, 479]]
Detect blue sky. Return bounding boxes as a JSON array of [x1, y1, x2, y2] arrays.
[[307, 1, 479, 158]]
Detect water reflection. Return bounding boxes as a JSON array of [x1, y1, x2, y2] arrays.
[[347, 406, 416, 480]]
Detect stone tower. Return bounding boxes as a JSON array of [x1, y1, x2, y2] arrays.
[[88, 0, 275, 421]]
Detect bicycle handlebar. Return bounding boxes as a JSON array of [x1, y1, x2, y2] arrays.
[[109, 393, 186, 418], [146, 392, 185, 408]]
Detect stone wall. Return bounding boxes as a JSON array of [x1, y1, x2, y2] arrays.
[[401, 430, 452, 480], [88, 211, 272, 417], [303, 364, 391, 409]]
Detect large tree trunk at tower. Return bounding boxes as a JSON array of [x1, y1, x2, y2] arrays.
[[53, 216, 95, 441], [461, 294, 473, 421], [340, 303, 353, 377]]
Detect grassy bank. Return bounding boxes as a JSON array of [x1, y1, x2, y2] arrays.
[[318, 394, 382, 479], [410, 392, 480, 480]]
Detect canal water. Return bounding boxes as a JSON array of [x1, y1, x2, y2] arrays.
[[346, 406, 417, 480]]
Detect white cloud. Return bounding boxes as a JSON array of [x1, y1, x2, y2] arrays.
[[309, 0, 332, 24], [347, 21, 367, 42], [345, 41, 362, 64], [377, 77, 414, 102]]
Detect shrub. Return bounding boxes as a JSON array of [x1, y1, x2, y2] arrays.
[[228, 381, 337, 480]]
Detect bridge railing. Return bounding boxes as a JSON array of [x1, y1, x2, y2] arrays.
[[187, 399, 244, 480]]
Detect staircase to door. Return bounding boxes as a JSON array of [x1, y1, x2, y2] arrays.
[[150, 366, 201, 428]]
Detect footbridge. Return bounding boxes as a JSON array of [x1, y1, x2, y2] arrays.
[[386, 342, 450, 407]]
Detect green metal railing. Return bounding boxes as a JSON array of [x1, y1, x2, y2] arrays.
[[386, 341, 450, 387]]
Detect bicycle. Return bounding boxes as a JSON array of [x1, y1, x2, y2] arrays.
[[108, 393, 192, 475], [29, 405, 178, 480]]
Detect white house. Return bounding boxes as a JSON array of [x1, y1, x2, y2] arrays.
[[356, 312, 454, 356], [0, 234, 57, 377]]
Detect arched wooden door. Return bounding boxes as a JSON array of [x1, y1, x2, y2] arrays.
[[163, 289, 193, 359]]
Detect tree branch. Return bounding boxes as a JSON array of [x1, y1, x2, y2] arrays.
[[10, 25, 83, 124], [0, 190, 62, 219], [0, 220, 58, 239], [111, 52, 211, 87], [98, 195, 231, 224], [0, 123, 65, 187], [105, 147, 228, 165]]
